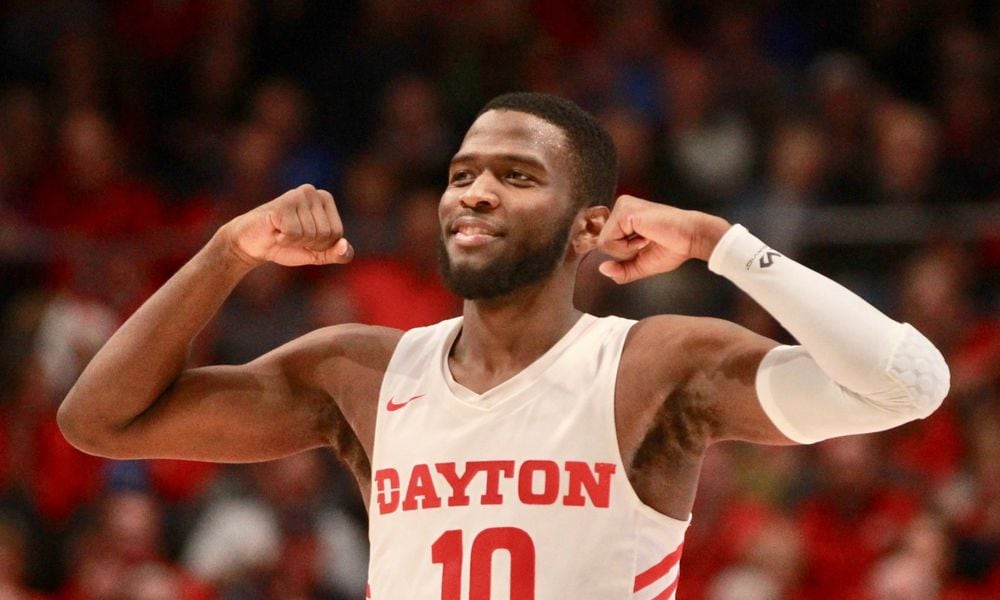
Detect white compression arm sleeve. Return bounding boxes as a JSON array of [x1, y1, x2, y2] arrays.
[[707, 224, 950, 444]]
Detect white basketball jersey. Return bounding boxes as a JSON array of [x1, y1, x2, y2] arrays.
[[367, 314, 689, 600]]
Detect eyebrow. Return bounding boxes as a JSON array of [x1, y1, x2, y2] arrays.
[[449, 152, 547, 171]]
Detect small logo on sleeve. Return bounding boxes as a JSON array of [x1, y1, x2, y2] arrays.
[[747, 245, 783, 270], [386, 394, 425, 412], [759, 251, 782, 268]]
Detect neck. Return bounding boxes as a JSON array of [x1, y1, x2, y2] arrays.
[[452, 267, 582, 377]]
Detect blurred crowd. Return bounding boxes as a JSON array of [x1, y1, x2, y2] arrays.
[[0, 1, 996, 599]]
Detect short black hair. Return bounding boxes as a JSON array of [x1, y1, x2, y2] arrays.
[[478, 92, 618, 208]]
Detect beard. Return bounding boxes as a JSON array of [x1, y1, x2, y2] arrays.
[[438, 209, 576, 300]]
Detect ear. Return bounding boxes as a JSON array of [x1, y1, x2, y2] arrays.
[[571, 205, 610, 254]]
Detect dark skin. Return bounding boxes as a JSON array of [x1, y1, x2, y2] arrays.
[[58, 110, 793, 520]]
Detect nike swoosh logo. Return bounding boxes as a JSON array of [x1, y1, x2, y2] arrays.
[[386, 394, 425, 412]]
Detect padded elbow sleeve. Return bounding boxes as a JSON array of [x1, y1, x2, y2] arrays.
[[756, 324, 949, 444], [709, 224, 950, 444]]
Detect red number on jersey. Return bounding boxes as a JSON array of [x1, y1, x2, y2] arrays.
[[432, 527, 536, 599]]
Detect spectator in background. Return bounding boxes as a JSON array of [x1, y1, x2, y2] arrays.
[[871, 100, 945, 206], [795, 436, 922, 598], [868, 513, 951, 600], [370, 74, 453, 180], [887, 243, 999, 598], [113, 0, 210, 69], [438, 0, 535, 116], [219, 121, 284, 216], [30, 110, 163, 238], [885, 245, 976, 486], [808, 52, 876, 202], [211, 263, 311, 365], [50, 27, 108, 116], [661, 51, 756, 208], [599, 105, 657, 199], [518, 35, 577, 103], [681, 447, 770, 599], [159, 26, 251, 199], [707, 4, 785, 134], [859, 0, 937, 102], [945, 390, 1000, 597], [0, 515, 42, 600], [59, 490, 211, 600], [336, 153, 402, 257], [706, 516, 803, 600], [250, 78, 340, 193], [896, 243, 998, 405], [176, 121, 283, 248], [934, 22, 997, 204], [29, 110, 165, 316], [182, 452, 366, 600], [0, 87, 48, 208], [32, 291, 118, 404], [731, 119, 829, 258], [598, 0, 668, 123], [2, 306, 106, 529]]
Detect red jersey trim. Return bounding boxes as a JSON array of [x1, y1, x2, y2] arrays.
[[633, 542, 684, 593]]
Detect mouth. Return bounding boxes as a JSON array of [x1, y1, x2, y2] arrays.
[[449, 216, 504, 247]]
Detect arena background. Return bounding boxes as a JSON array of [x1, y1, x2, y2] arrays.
[[0, 1, 997, 598]]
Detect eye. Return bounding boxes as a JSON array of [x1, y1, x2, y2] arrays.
[[449, 169, 474, 185], [506, 170, 532, 184]]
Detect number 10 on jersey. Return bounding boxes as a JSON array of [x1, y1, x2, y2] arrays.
[[432, 527, 536, 599]]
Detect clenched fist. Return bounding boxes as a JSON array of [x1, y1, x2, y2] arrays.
[[219, 184, 354, 267], [596, 195, 730, 284]]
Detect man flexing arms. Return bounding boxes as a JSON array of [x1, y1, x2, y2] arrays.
[[59, 93, 948, 599]]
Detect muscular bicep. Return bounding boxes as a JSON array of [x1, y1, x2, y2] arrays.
[[670, 318, 797, 446], [88, 324, 397, 463], [120, 359, 335, 462]]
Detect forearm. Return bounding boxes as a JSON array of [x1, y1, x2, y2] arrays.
[[59, 232, 256, 445], [707, 225, 950, 443]]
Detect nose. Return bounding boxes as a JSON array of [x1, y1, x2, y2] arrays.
[[459, 173, 500, 210]]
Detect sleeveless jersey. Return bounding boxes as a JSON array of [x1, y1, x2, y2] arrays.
[[367, 314, 689, 600]]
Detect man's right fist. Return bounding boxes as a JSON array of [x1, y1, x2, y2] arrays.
[[219, 184, 354, 267]]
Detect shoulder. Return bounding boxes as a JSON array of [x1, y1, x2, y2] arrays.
[[618, 315, 717, 396], [617, 315, 726, 405], [266, 323, 404, 359], [322, 322, 407, 362], [249, 323, 405, 389], [625, 314, 776, 381], [624, 314, 747, 364]]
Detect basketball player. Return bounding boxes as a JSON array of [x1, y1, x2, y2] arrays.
[[58, 93, 949, 599]]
